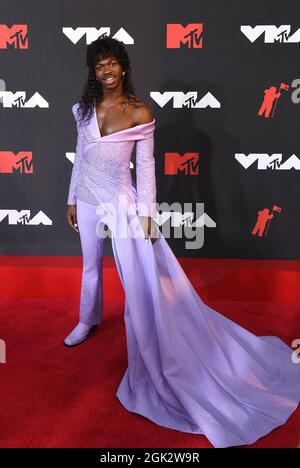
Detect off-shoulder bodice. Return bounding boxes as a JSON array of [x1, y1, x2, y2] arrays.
[[67, 102, 157, 217]]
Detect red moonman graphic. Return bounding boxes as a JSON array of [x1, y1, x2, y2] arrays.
[[252, 205, 282, 237], [258, 82, 289, 118]]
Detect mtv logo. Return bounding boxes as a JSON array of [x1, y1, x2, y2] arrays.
[[165, 152, 199, 175], [0, 151, 33, 174], [167, 24, 203, 48], [0, 24, 28, 49]]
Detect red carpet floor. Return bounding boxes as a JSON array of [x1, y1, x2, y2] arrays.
[[0, 257, 299, 448]]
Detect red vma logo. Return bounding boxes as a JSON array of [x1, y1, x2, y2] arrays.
[[0, 151, 33, 173], [0, 24, 28, 49], [252, 205, 282, 237], [165, 153, 199, 175], [258, 82, 289, 118], [166, 24, 203, 48]]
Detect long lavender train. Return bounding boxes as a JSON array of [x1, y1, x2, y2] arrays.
[[66, 102, 300, 448]]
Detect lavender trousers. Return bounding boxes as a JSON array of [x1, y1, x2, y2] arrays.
[[76, 197, 106, 326]]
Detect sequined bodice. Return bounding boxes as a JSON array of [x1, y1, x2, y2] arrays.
[[67, 102, 157, 217]]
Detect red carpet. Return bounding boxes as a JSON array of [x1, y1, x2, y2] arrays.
[[0, 256, 299, 448]]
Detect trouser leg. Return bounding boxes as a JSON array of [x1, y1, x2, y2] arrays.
[[76, 198, 106, 326]]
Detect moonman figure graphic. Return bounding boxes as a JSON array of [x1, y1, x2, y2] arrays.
[[252, 208, 274, 237], [258, 86, 281, 118]]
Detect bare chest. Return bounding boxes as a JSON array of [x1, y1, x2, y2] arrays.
[[95, 104, 137, 137]]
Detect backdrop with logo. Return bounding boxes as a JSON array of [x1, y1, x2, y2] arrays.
[[0, 0, 299, 259]]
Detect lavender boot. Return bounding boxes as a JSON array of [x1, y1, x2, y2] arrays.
[[64, 322, 98, 347]]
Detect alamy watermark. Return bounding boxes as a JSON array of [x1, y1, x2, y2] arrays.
[[0, 339, 6, 364], [291, 338, 300, 364], [94, 197, 210, 250]]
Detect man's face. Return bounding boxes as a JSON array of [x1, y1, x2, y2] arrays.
[[95, 56, 123, 88]]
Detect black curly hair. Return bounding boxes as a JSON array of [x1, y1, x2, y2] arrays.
[[76, 33, 139, 124]]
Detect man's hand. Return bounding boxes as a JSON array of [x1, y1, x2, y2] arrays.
[[66, 204, 79, 233], [139, 216, 158, 244]]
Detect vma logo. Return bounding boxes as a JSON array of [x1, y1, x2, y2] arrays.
[[241, 25, 300, 43], [0, 210, 52, 225], [0, 92, 49, 108], [156, 210, 215, 229], [0, 151, 33, 173], [155, 205, 216, 250], [165, 153, 199, 175], [0, 24, 28, 49], [166, 24, 203, 48], [235, 153, 300, 170], [62, 27, 133, 45], [151, 91, 220, 109]]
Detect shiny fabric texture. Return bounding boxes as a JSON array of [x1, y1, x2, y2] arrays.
[[67, 102, 300, 448]]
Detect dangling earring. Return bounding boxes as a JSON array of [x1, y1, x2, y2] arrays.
[[122, 72, 125, 77]]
